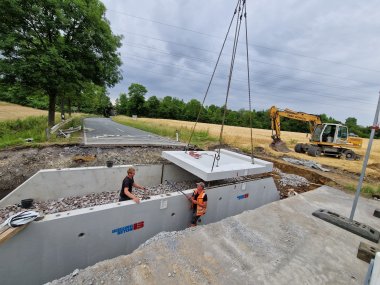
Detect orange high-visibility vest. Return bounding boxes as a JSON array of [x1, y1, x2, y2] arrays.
[[196, 192, 207, 216]]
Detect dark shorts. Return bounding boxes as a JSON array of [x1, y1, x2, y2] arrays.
[[119, 196, 131, 202], [191, 212, 201, 225]]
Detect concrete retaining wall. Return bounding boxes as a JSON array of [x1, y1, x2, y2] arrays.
[[0, 164, 198, 207], [0, 177, 278, 285]]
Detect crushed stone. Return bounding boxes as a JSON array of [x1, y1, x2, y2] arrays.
[[273, 168, 310, 188], [0, 181, 195, 224]]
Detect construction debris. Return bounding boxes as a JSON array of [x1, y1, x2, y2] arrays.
[[72, 155, 97, 163], [273, 168, 310, 188], [282, 157, 330, 172], [0, 181, 196, 224]]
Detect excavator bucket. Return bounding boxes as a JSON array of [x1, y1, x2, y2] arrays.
[[269, 139, 291, 153]]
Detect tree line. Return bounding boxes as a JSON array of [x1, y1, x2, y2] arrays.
[[116, 83, 379, 139]]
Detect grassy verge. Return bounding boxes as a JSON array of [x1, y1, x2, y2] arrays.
[[113, 116, 218, 148], [0, 114, 87, 149], [345, 183, 380, 197]]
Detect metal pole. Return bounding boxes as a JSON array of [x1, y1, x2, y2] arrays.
[[349, 92, 380, 220]]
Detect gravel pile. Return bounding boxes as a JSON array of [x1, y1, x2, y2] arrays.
[[0, 181, 196, 224], [138, 230, 186, 249], [273, 168, 310, 188]]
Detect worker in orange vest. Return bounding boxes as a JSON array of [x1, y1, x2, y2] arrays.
[[189, 182, 208, 227]]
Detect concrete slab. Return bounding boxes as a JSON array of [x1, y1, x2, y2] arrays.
[[162, 149, 273, 181]]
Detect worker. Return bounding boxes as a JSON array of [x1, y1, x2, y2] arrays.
[[119, 167, 147, 203], [189, 182, 208, 226]]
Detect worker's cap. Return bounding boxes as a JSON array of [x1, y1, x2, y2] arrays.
[[196, 182, 205, 189]]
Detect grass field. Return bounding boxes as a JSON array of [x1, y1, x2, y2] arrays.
[[0, 101, 48, 121], [0, 101, 84, 148], [114, 116, 380, 182]]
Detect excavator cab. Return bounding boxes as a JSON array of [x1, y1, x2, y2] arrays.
[[311, 123, 348, 144]]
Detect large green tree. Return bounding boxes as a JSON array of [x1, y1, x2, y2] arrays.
[[115, 93, 128, 115], [127, 83, 147, 116], [144, 96, 160, 118], [0, 0, 122, 126]]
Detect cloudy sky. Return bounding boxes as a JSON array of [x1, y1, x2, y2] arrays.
[[101, 0, 380, 126]]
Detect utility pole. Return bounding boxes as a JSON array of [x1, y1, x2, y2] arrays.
[[349, 91, 380, 220]]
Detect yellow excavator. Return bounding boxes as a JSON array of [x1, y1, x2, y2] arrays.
[[269, 106, 363, 160]]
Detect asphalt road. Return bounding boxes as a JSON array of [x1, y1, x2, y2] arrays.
[[83, 118, 185, 146]]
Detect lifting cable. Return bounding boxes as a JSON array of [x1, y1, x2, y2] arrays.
[[186, 0, 240, 150], [186, 0, 255, 164], [244, 1, 255, 163]]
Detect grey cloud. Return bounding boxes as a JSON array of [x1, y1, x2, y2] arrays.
[[101, 0, 380, 126]]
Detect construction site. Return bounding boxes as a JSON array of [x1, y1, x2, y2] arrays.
[[0, 138, 379, 285], [1, 0, 380, 284]]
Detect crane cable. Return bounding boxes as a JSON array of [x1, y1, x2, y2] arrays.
[[244, 1, 255, 163], [217, 0, 244, 161], [186, 0, 241, 150], [186, 0, 255, 164]]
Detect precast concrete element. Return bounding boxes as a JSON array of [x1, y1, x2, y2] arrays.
[[0, 164, 198, 208], [162, 149, 273, 181], [313, 209, 380, 243], [0, 177, 278, 285], [50, 186, 380, 285]]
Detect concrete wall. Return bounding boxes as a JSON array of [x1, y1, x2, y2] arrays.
[[0, 177, 278, 285], [0, 164, 198, 207]]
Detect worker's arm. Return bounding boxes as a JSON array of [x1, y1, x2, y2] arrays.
[[192, 200, 207, 208], [123, 187, 140, 204], [133, 182, 146, 191]]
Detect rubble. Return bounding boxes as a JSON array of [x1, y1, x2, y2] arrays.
[[282, 157, 330, 172], [0, 181, 195, 224], [273, 168, 310, 188]]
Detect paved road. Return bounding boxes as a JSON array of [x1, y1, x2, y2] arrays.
[[83, 118, 185, 146]]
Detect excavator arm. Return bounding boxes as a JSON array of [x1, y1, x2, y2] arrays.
[[269, 106, 322, 152]]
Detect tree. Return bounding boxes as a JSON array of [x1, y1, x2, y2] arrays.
[[345, 117, 357, 129], [320, 114, 341, 124], [158, 96, 185, 119], [0, 0, 122, 126], [144, 96, 160, 118], [127, 83, 147, 116], [184, 99, 202, 121], [115, 93, 128, 115]]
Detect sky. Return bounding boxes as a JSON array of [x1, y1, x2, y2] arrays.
[[100, 0, 380, 126]]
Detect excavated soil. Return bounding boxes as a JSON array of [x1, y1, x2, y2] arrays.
[[0, 145, 181, 199], [0, 144, 348, 201]]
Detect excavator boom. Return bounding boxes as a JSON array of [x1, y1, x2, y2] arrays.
[[269, 106, 321, 152]]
